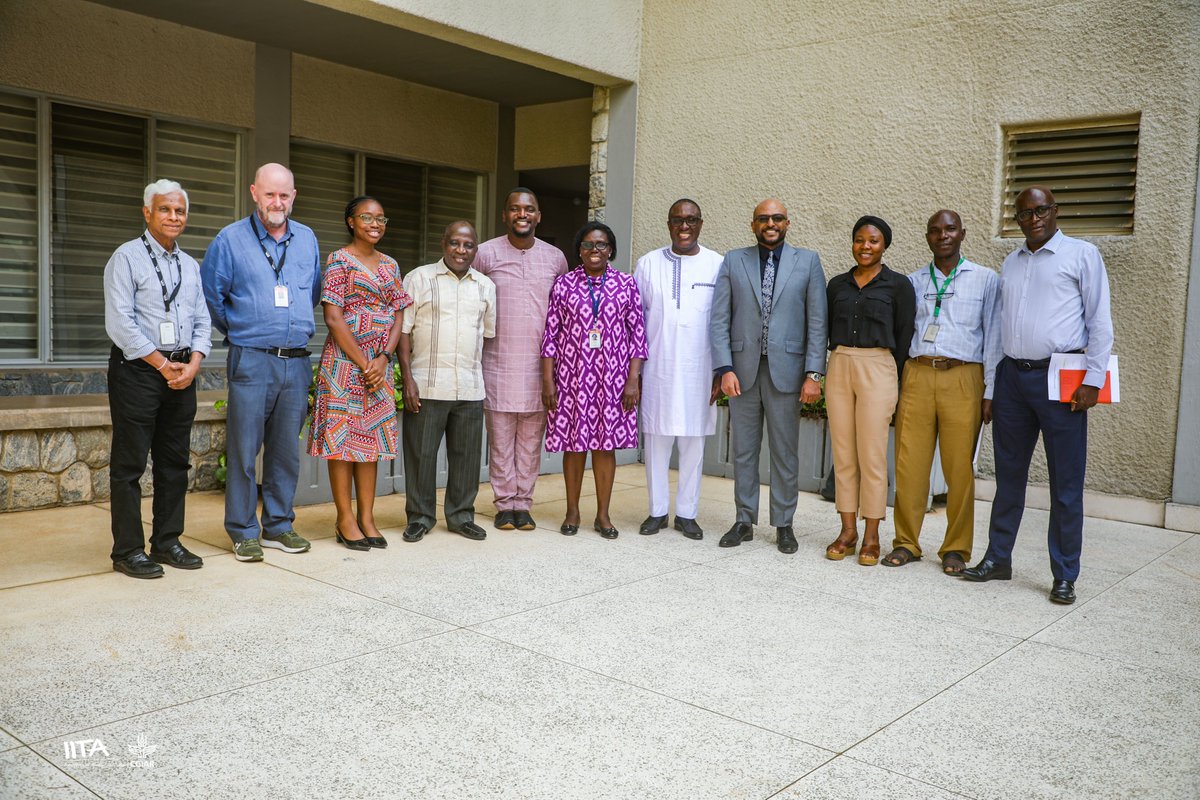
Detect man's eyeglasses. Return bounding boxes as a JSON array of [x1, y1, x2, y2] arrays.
[[668, 216, 702, 227], [1015, 204, 1057, 222], [754, 214, 788, 224], [355, 213, 389, 225], [580, 241, 612, 251]]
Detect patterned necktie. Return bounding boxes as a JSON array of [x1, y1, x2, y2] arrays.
[[760, 252, 776, 355]]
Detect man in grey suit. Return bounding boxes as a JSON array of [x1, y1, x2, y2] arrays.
[[710, 198, 828, 553]]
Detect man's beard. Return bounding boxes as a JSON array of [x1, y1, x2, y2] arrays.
[[259, 208, 289, 229]]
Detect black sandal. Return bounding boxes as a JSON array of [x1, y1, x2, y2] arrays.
[[942, 553, 967, 575], [882, 547, 920, 567]]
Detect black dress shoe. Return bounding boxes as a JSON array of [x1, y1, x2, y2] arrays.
[[560, 523, 579, 536], [362, 533, 388, 549], [450, 521, 487, 540], [494, 510, 516, 530], [674, 517, 703, 540], [336, 527, 371, 551], [514, 510, 537, 531], [719, 522, 753, 548], [402, 523, 429, 543], [776, 526, 798, 554], [1050, 579, 1077, 605], [113, 552, 164, 579], [594, 522, 619, 539], [639, 514, 668, 535], [149, 543, 203, 570], [960, 559, 1013, 582]]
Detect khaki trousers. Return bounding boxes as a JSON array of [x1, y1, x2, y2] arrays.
[[892, 360, 983, 559], [826, 347, 898, 520]]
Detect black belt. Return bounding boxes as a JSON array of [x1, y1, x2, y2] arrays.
[[243, 346, 311, 358], [158, 348, 192, 363], [1008, 349, 1084, 371]]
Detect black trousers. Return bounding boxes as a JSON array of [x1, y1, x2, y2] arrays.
[[107, 347, 197, 560], [402, 399, 484, 529]]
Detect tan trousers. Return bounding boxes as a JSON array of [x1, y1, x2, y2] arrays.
[[826, 347, 898, 520], [892, 360, 983, 559]]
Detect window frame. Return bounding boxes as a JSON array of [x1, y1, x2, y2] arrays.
[[0, 85, 245, 368]]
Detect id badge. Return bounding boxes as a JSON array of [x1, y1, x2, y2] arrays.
[[587, 329, 602, 349], [159, 321, 177, 346], [922, 323, 940, 343], [274, 285, 289, 308]]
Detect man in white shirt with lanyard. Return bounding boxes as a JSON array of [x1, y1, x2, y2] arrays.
[[885, 210, 1000, 575], [104, 179, 211, 578], [634, 199, 723, 540]]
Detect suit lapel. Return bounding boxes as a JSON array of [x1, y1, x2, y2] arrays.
[[771, 244, 798, 303], [740, 249, 764, 311]]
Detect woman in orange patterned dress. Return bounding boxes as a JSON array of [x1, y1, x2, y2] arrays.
[[308, 196, 412, 550]]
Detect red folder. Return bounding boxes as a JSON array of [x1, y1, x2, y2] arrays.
[[1059, 369, 1113, 403]]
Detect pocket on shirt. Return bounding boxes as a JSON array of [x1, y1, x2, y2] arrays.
[[866, 294, 895, 338], [945, 295, 983, 330]]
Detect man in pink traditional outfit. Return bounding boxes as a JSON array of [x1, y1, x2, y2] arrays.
[[474, 188, 569, 531]]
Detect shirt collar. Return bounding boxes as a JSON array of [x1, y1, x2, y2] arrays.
[[142, 230, 179, 257], [758, 243, 785, 262], [438, 259, 477, 280], [1020, 228, 1065, 256], [251, 214, 292, 244]]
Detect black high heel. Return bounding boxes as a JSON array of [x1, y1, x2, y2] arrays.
[[358, 522, 388, 549], [336, 526, 370, 551]]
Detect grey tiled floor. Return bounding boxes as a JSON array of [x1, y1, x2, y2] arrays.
[[1, 466, 1197, 799]]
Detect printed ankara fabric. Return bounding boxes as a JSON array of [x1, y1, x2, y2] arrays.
[[541, 266, 648, 452], [308, 248, 412, 461]]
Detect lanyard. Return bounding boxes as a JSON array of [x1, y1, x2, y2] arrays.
[[140, 234, 182, 313], [248, 215, 289, 282], [928, 257, 963, 320], [586, 268, 608, 323]]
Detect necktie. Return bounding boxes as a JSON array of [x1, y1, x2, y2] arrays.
[[760, 252, 775, 355]]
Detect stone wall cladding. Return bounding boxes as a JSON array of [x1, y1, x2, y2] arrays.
[[589, 86, 610, 223], [0, 421, 226, 512]]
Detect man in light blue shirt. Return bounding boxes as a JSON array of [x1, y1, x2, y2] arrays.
[[104, 179, 211, 578], [962, 186, 1115, 604], [202, 163, 323, 562], [886, 210, 1001, 575]]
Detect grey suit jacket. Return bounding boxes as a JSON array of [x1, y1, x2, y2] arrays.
[[709, 242, 828, 394]]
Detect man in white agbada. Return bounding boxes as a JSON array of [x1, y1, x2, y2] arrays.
[[634, 199, 723, 540]]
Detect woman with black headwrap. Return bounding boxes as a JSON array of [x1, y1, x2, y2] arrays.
[[823, 216, 916, 566]]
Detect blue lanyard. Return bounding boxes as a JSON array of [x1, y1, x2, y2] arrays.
[[586, 268, 608, 323]]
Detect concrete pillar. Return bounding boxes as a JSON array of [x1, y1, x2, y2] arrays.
[[252, 45, 291, 182]]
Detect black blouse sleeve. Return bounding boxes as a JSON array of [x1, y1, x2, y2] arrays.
[[892, 275, 917, 379]]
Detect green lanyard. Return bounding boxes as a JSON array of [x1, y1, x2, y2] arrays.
[[928, 258, 963, 320]]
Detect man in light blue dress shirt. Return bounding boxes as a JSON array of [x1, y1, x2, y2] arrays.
[[886, 210, 1001, 575], [104, 180, 212, 578], [962, 187, 1115, 604], [201, 163, 323, 562]]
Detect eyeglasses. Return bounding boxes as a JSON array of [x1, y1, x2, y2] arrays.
[[355, 213, 389, 225], [754, 214, 788, 224], [1015, 204, 1057, 222], [668, 216, 702, 227], [446, 239, 477, 250], [580, 241, 612, 251]]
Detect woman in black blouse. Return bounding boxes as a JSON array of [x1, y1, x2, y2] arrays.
[[823, 216, 916, 566]]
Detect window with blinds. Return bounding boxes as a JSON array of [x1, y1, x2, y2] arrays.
[[1002, 118, 1139, 237], [0, 92, 38, 360], [0, 88, 242, 365]]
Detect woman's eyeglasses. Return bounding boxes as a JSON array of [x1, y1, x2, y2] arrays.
[[355, 213, 389, 225], [580, 241, 612, 251]]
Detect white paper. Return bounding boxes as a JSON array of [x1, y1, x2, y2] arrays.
[[1048, 353, 1119, 403]]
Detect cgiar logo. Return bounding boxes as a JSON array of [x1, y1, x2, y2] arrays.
[[127, 733, 157, 769]]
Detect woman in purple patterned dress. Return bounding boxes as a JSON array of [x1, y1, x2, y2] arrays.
[[540, 222, 648, 539], [308, 196, 412, 551]]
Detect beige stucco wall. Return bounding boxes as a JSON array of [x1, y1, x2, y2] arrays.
[[0, 0, 253, 128], [634, 0, 1200, 500], [291, 55, 497, 173], [313, 0, 642, 84], [514, 99, 592, 170]]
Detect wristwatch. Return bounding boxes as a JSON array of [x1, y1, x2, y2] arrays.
[[805, 372, 823, 382]]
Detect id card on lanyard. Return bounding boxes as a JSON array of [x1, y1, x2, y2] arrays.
[[248, 216, 290, 307], [586, 269, 607, 349], [140, 234, 182, 346], [923, 258, 962, 343]]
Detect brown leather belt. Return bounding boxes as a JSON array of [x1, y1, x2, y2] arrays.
[[914, 355, 970, 370]]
